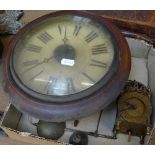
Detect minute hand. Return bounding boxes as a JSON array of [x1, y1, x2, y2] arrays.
[[62, 26, 69, 44], [23, 56, 54, 73]]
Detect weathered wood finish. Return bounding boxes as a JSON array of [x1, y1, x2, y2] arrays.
[[89, 11, 155, 44]]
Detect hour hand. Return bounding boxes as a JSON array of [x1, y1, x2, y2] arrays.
[[120, 102, 136, 112], [43, 55, 54, 63], [23, 56, 54, 73]]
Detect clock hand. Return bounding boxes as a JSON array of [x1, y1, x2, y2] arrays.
[[120, 102, 136, 112], [23, 56, 54, 73], [62, 26, 69, 44]]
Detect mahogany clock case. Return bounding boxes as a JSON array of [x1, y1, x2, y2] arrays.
[[3, 11, 131, 122]]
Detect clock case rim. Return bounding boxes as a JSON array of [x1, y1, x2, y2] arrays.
[[10, 13, 119, 103], [4, 11, 131, 122]]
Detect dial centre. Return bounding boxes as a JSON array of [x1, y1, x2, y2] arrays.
[[54, 44, 76, 67]]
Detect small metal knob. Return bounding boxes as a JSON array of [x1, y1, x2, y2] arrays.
[[69, 131, 88, 145]]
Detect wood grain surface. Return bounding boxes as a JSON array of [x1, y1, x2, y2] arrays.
[[90, 10, 155, 41]]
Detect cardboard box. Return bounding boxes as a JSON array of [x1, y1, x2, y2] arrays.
[[0, 104, 67, 145], [0, 103, 153, 145]]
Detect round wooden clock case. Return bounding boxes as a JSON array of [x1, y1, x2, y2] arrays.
[[3, 11, 131, 122]]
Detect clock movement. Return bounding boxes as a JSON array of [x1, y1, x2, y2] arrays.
[[3, 11, 131, 122], [113, 80, 152, 144]]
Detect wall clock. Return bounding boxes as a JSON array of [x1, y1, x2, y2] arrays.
[[4, 11, 131, 122]]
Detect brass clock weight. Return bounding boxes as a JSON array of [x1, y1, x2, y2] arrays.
[[36, 121, 66, 140], [113, 80, 152, 144], [3, 11, 131, 143]]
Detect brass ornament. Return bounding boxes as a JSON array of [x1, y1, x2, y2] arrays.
[[36, 121, 66, 140], [113, 80, 152, 144]]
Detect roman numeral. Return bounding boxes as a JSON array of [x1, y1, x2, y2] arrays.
[[73, 25, 82, 36], [122, 111, 129, 118], [85, 31, 98, 43], [82, 72, 96, 83], [26, 44, 42, 53], [37, 32, 53, 44], [92, 44, 107, 55], [45, 76, 56, 95], [90, 59, 107, 68], [28, 70, 43, 82], [67, 77, 76, 93], [58, 25, 62, 35], [22, 59, 39, 67]]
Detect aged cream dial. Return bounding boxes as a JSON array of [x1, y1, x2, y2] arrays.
[[12, 15, 114, 96]]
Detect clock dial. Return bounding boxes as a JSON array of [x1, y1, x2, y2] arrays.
[[117, 91, 150, 123], [119, 98, 145, 119], [6, 11, 131, 121], [12, 15, 115, 96]]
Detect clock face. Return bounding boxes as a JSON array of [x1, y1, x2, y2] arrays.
[[6, 11, 131, 121], [119, 97, 145, 118], [11, 14, 116, 98], [118, 92, 149, 122]]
